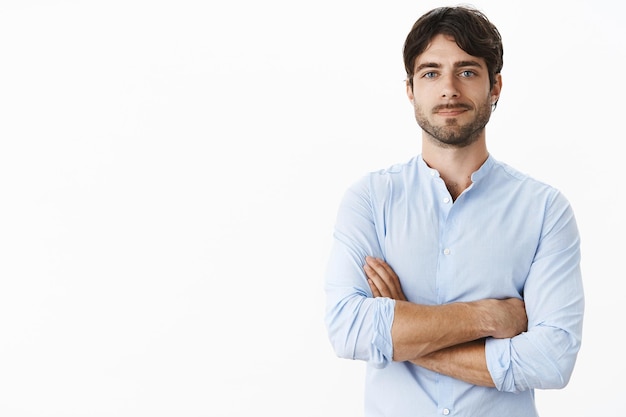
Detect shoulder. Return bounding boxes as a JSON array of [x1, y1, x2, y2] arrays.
[[367, 155, 421, 190], [488, 157, 571, 209], [339, 156, 420, 209]]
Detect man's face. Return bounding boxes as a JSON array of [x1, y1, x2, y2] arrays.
[[407, 34, 501, 148]]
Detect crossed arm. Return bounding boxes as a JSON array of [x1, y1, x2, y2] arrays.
[[364, 256, 528, 387]]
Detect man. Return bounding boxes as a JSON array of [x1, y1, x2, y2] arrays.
[[324, 6, 584, 417]]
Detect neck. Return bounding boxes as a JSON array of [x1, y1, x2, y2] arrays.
[[421, 137, 489, 200]]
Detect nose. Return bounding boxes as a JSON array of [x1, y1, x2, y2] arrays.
[[440, 74, 460, 99]]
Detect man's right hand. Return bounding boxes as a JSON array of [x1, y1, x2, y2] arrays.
[[477, 298, 527, 339]]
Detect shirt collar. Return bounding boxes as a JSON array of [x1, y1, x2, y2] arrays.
[[470, 154, 495, 184], [417, 153, 495, 185]]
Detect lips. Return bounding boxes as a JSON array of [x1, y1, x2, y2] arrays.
[[433, 104, 472, 116]]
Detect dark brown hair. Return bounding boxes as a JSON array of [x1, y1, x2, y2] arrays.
[[403, 6, 503, 90]]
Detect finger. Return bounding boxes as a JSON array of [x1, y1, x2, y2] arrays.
[[365, 258, 395, 298], [366, 257, 404, 299], [365, 256, 389, 278], [364, 263, 392, 297], [377, 260, 404, 296], [368, 279, 382, 297]]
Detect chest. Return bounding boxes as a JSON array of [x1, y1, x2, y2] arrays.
[[378, 193, 540, 304]]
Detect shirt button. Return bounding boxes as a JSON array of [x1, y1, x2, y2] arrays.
[[443, 248, 451, 255], [443, 197, 450, 204], [443, 409, 450, 415]]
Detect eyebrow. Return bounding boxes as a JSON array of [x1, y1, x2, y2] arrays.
[[414, 60, 484, 73]]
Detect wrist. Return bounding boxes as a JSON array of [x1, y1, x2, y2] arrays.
[[469, 300, 496, 338]]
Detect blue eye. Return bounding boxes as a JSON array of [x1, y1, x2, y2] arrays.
[[423, 72, 437, 79], [460, 70, 475, 77]]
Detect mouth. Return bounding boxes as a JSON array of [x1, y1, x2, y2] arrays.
[[436, 109, 466, 117], [433, 104, 472, 117]]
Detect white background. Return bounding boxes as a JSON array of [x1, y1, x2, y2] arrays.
[[0, 0, 623, 416]]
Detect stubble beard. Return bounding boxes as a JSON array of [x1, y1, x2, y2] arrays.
[[413, 96, 493, 148]]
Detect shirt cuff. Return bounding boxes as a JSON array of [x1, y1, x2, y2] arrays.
[[485, 337, 516, 392], [370, 297, 395, 369]]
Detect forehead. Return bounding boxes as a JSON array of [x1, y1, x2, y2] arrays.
[[415, 34, 485, 68]]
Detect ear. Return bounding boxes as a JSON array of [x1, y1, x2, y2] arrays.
[[406, 79, 415, 101], [490, 73, 502, 104]]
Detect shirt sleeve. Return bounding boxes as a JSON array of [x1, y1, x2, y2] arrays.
[[324, 175, 396, 368], [486, 190, 585, 393]]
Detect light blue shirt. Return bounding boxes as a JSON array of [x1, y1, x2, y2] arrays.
[[325, 154, 584, 417]]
